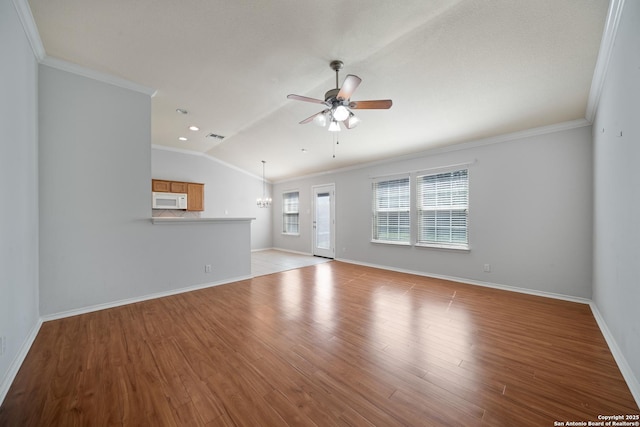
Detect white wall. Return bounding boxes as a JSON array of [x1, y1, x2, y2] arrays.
[[0, 0, 40, 400], [274, 124, 593, 299], [38, 65, 252, 316], [592, 0, 640, 398], [152, 148, 272, 250]]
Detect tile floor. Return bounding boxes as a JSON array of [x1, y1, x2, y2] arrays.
[[251, 249, 331, 277]]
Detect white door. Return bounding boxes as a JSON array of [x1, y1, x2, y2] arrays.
[[312, 184, 335, 258]]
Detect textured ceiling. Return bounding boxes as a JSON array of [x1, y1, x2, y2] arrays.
[[28, 0, 608, 181]]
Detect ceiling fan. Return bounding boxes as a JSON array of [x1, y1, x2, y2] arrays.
[[287, 60, 392, 131]]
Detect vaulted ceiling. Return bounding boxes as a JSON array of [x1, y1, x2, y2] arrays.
[[28, 0, 608, 181]]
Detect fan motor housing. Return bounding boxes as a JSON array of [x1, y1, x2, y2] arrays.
[[324, 88, 340, 102]]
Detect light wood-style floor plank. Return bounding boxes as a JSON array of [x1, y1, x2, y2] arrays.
[[1, 261, 638, 426]]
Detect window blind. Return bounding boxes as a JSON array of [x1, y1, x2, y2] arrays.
[[283, 191, 299, 234], [417, 169, 468, 247], [372, 177, 410, 243]]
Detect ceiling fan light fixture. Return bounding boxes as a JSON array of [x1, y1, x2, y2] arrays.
[[313, 112, 327, 127], [288, 60, 392, 131], [332, 105, 349, 122], [347, 113, 361, 129]]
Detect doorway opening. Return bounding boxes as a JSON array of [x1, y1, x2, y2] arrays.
[[312, 184, 335, 259]]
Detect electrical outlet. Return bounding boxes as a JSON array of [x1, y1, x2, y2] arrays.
[[483, 264, 491, 273], [0, 336, 6, 356], [205, 264, 212, 273]]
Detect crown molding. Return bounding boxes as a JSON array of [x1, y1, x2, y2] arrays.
[[151, 144, 204, 157], [151, 144, 265, 182], [40, 56, 157, 97], [274, 118, 591, 184], [11, 0, 45, 61], [585, 0, 625, 122], [11, 0, 157, 97], [156, 118, 590, 186]]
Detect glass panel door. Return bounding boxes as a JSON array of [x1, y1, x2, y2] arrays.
[[313, 184, 335, 258]]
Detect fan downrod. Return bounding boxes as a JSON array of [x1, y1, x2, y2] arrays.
[[329, 60, 344, 90]]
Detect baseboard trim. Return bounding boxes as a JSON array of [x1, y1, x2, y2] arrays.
[[40, 275, 252, 322], [336, 257, 640, 407], [5, 261, 639, 410], [336, 258, 591, 304], [589, 303, 640, 408], [271, 247, 314, 257], [0, 318, 42, 405]]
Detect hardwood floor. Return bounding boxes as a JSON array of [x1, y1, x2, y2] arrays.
[[1, 261, 638, 426]]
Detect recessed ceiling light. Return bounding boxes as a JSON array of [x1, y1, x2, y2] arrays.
[[189, 126, 200, 131], [178, 137, 187, 141], [176, 108, 188, 114], [301, 148, 308, 153]]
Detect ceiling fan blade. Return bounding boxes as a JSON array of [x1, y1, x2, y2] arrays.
[[299, 110, 327, 124], [287, 94, 326, 105], [337, 74, 362, 101], [349, 99, 393, 109]]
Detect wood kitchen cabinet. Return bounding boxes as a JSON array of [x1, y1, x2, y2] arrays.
[[152, 180, 171, 192], [187, 183, 204, 211], [152, 179, 204, 211], [170, 182, 188, 193]]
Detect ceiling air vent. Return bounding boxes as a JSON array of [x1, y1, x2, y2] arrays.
[[206, 133, 225, 140]]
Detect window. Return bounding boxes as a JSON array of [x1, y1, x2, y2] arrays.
[[282, 191, 299, 234], [417, 169, 469, 249], [372, 176, 410, 243]]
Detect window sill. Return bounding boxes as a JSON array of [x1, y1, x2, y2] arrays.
[[415, 243, 470, 252], [282, 232, 300, 237], [371, 240, 411, 246]]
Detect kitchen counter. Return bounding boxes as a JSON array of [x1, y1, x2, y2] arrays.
[[151, 217, 255, 224]]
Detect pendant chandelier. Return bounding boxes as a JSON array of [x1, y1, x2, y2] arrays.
[[256, 160, 272, 208]]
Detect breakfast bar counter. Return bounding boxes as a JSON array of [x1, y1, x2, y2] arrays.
[[151, 217, 255, 224]]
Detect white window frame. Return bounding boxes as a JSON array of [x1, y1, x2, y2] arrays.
[[282, 190, 300, 235], [371, 175, 411, 245], [416, 168, 469, 250]]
